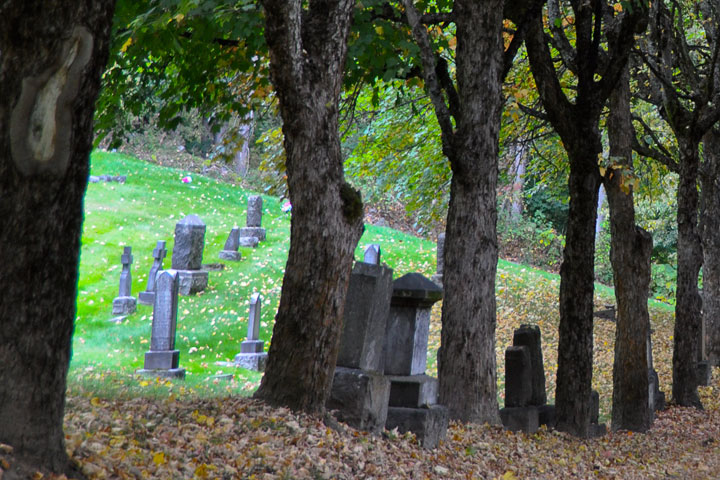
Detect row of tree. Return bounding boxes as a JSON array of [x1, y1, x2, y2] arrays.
[[2, 0, 720, 476]]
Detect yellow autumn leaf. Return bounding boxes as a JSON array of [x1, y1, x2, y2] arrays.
[[375, 26, 384, 36], [120, 37, 132, 53], [139, 380, 150, 387], [90, 397, 101, 407], [194, 463, 209, 478], [153, 451, 166, 465], [502, 471, 518, 480]]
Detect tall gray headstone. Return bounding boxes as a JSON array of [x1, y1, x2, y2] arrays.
[[139, 270, 185, 378], [239, 195, 266, 243], [246, 195, 263, 227], [512, 324, 547, 405], [219, 227, 242, 261], [171, 214, 209, 295], [234, 292, 268, 370], [112, 246, 137, 315], [138, 241, 167, 305], [363, 244, 381, 265], [172, 214, 206, 270], [384, 273, 443, 375]]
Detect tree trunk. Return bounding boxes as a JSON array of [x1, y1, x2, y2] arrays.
[[554, 140, 601, 438], [254, 0, 364, 413], [0, 0, 115, 475], [701, 128, 720, 366], [606, 68, 652, 432], [672, 140, 704, 408]]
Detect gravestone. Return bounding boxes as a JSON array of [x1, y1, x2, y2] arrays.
[[364, 244, 381, 265], [233, 293, 268, 371], [112, 246, 137, 315], [329, 252, 393, 434], [138, 270, 185, 378], [171, 214, 209, 295], [697, 317, 712, 386], [647, 332, 666, 412], [383, 272, 448, 448], [431, 233, 445, 286], [239, 195, 266, 244], [219, 227, 242, 261], [500, 325, 555, 433], [138, 241, 167, 305]]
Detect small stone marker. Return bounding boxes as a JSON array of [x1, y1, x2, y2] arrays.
[[138, 270, 185, 378], [171, 214, 209, 295], [431, 233, 445, 286], [112, 246, 137, 315], [138, 241, 167, 305], [239, 195, 266, 245], [233, 293, 268, 371], [363, 244, 381, 265], [218, 227, 242, 261]]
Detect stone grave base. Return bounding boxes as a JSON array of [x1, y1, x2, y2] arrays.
[[144, 350, 180, 370], [385, 404, 449, 449], [112, 296, 137, 315], [239, 236, 260, 248], [590, 423, 608, 438], [386, 374, 438, 408], [219, 250, 242, 261], [137, 368, 186, 379], [233, 352, 268, 371], [327, 367, 390, 435], [241, 340, 265, 354], [177, 270, 209, 295], [137, 291, 155, 306], [500, 406, 539, 433], [538, 404, 556, 428], [239, 227, 266, 242]]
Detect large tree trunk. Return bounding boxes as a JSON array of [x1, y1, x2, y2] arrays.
[[701, 128, 720, 366], [555, 139, 601, 438], [606, 68, 652, 432], [673, 141, 704, 408], [0, 0, 115, 476], [254, 0, 364, 413], [437, 0, 504, 424]]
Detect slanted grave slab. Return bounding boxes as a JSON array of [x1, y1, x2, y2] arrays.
[[219, 227, 242, 261]]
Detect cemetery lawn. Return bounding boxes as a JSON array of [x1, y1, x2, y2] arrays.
[[54, 151, 720, 479]]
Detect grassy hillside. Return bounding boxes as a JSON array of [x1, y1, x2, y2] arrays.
[[72, 151, 677, 421]]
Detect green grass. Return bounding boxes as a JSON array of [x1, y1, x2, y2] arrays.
[[71, 151, 438, 395], [72, 151, 676, 413]]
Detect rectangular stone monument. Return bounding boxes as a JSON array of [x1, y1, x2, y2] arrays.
[[138, 270, 185, 378], [171, 214, 209, 295], [233, 292, 268, 371], [138, 241, 167, 306], [383, 272, 448, 448], [239, 195, 266, 244], [336, 261, 393, 372], [384, 273, 442, 375], [327, 367, 390, 435], [112, 246, 137, 315], [219, 227, 242, 261], [512, 324, 547, 405]]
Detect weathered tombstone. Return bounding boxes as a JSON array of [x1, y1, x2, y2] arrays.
[[329, 256, 393, 434], [171, 214, 209, 295], [239, 195, 266, 244], [138, 270, 185, 378], [512, 324, 547, 405], [363, 244, 381, 265], [233, 293, 268, 371], [384, 273, 442, 375], [698, 317, 712, 386], [218, 227, 242, 261], [138, 241, 167, 305], [431, 233, 445, 286], [504, 346, 532, 407], [383, 272, 448, 448], [112, 246, 137, 315], [647, 333, 666, 413]]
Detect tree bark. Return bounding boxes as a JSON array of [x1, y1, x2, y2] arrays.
[[672, 140, 703, 408], [606, 68, 652, 432], [0, 0, 115, 475], [254, 0, 364, 413], [437, 0, 505, 424], [701, 128, 720, 366]]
